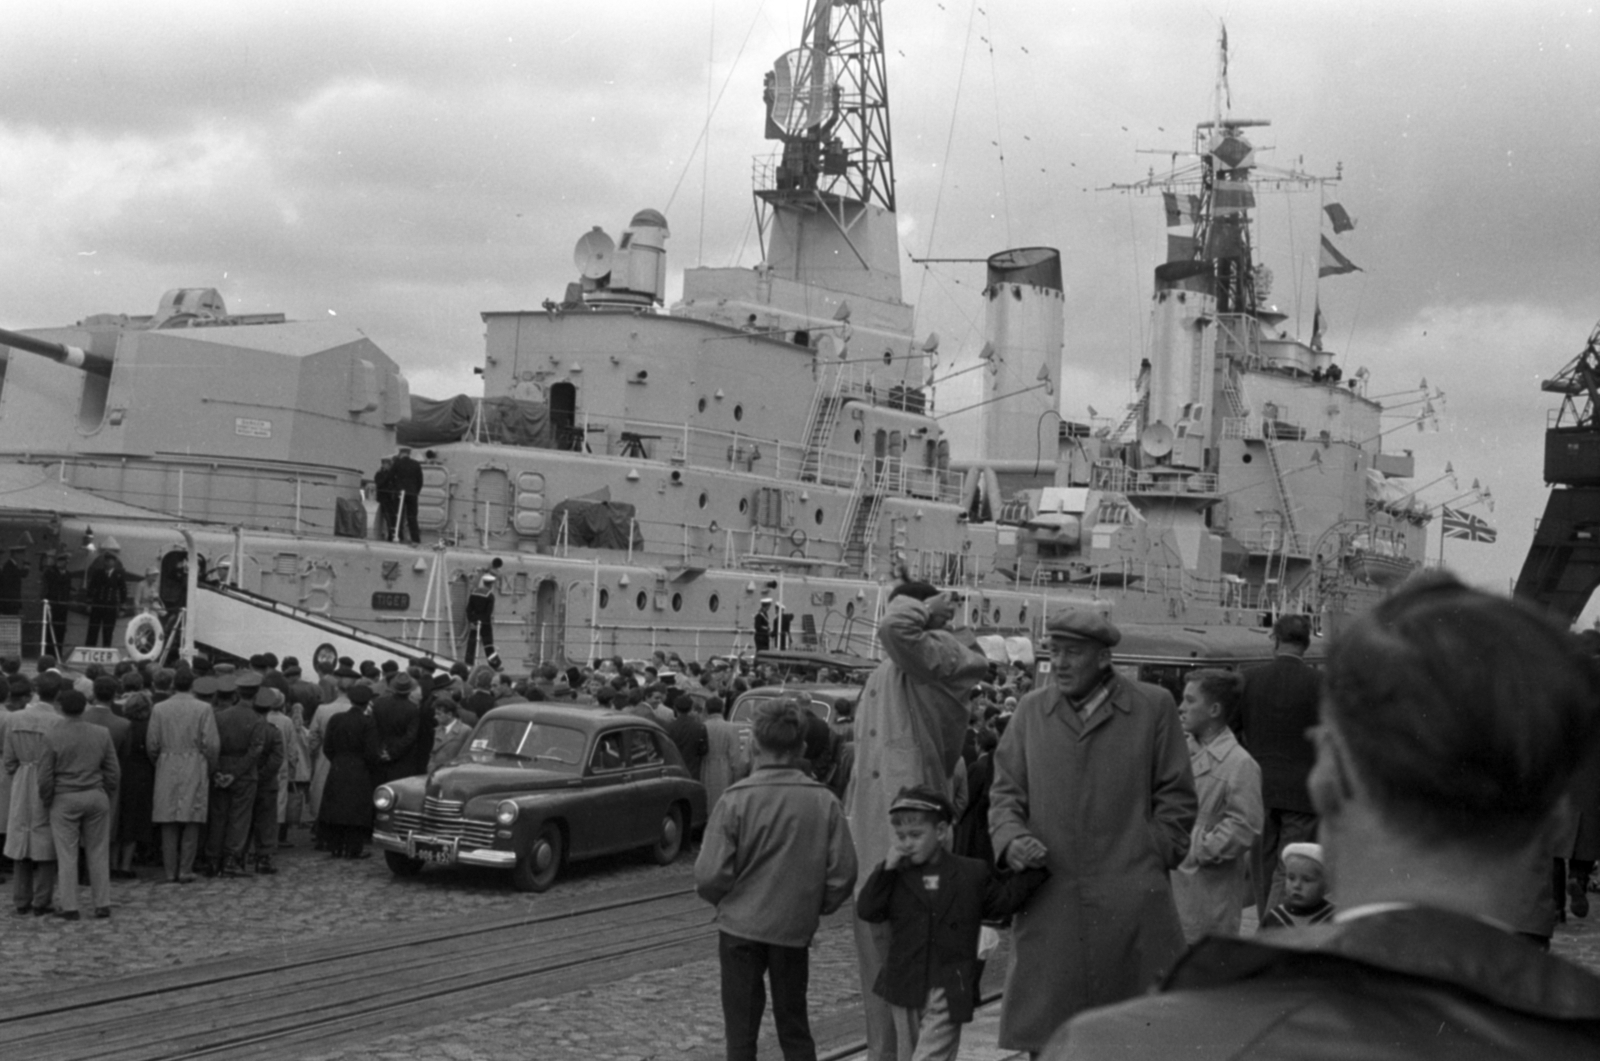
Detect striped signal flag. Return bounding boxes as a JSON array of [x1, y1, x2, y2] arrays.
[[1441, 506, 1497, 543]]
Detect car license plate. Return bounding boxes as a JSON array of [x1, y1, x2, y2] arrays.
[[409, 836, 456, 865]]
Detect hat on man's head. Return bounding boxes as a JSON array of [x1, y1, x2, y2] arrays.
[[216, 674, 238, 695], [888, 785, 954, 823], [100, 536, 121, 553], [235, 671, 263, 692], [193, 676, 218, 697], [1046, 609, 1121, 648], [282, 663, 302, 678], [347, 684, 374, 705], [390, 672, 415, 693], [333, 666, 361, 680], [253, 688, 284, 710], [1281, 842, 1324, 868]]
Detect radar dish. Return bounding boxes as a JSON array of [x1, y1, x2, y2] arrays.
[[770, 48, 837, 136], [1139, 422, 1175, 458], [574, 228, 615, 280]]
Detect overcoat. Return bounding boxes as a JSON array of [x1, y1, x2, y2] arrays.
[[700, 715, 747, 808], [844, 595, 989, 887], [988, 672, 1197, 1052], [1170, 727, 1262, 943], [319, 708, 380, 829], [146, 692, 220, 823], [3, 702, 61, 860], [118, 705, 158, 845], [305, 695, 349, 818]]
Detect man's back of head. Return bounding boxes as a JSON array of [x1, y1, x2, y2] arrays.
[[1321, 573, 1599, 854]]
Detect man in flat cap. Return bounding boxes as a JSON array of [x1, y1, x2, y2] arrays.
[[988, 608, 1196, 1053]]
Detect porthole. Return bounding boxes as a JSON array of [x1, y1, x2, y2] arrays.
[[970, 607, 981, 624], [1019, 604, 1028, 624], [738, 497, 749, 514], [671, 592, 683, 612], [814, 508, 824, 525], [635, 591, 648, 611], [1242, 453, 1253, 464], [709, 593, 720, 613], [882, 349, 893, 365], [854, 428, 862, 444], [598, 588, 610, 609], [698, 491, 709, 509], [697, 396, 707, 413], [845, 601, 856, 618], [734, 404, 744, 421]]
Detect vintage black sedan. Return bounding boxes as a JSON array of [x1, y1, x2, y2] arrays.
[[372, 703, 706, 892]]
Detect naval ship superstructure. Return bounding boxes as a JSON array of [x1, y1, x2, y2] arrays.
[[0, 5, 1428, 668]]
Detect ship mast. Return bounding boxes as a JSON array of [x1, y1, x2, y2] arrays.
[[754, 0, 902, 301]]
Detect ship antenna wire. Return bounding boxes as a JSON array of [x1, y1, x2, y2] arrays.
[[664, 0, 768, 217], [982, 6, 1012, 246], [700, 2, 716, 265], [912, 0, 981, 323]]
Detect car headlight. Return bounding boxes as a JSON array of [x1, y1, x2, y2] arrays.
[[495, 800, 520, 826], [373, 786, 396, 811]]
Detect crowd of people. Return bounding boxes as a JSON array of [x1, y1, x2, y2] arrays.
[[692, 574, 1600, 1060], [8, 571, 1600, 1055]]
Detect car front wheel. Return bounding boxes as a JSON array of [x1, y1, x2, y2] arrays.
[[385, 851, 425, 878], [513, 822, 563, 892], [650, 804, 685, 865]]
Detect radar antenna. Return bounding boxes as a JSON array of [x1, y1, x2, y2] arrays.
[[760, 0, 895, 213]]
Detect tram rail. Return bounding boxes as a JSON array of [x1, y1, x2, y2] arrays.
[[0, 884, 707, 1061]]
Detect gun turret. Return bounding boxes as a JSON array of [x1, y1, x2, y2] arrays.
[[0, 326, 114, 378]]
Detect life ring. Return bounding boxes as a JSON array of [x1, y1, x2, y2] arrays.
[[789, 528, 808, 547], [124, 612, 164, 661]]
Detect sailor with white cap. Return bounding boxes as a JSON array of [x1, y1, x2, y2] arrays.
[[754, 596, 775, 652], [84, 535, 129, 649], [465, 571, 500, 669]]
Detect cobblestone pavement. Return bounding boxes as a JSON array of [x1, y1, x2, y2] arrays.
[[0, 824, 686, 993], [5, 837, 1600, 1061]]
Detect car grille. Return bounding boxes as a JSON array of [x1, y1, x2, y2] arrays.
[[390, 796, 498, 850]]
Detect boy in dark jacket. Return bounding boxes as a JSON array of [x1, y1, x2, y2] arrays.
[[857, 785, 1047, 1061]]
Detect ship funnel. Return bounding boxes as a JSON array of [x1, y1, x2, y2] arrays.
[[979, 248, 1064, 464], [1147, 261, 1218, 469]]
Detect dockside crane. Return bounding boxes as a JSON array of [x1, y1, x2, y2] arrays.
[[1515, 320, 1600, 620]]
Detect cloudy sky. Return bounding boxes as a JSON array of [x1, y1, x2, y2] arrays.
[[3, 0, 1597, 616]]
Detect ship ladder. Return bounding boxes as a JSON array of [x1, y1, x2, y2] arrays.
[[799, 366, 850, 483]]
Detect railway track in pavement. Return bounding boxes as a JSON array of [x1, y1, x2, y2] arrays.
[[0, 883, 709, 1060]]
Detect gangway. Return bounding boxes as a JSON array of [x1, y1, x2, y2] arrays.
[[189, 581, 457, 670]]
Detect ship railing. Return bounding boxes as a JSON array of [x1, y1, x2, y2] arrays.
[[575, 411, 956, 502], [1221, 417, 1263, 440], [1233, 525, 1309, 557], [1091, 463, 1219, 496]]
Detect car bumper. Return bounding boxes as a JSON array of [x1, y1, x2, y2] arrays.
[[372, 829, 517, 868]]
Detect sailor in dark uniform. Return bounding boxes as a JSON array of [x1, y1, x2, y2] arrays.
[[373, 457, 398, 541], [41, 551, 74, 657], [389, 447, 424, 544], [83, 536, 129, 648], [0, 547, 29, 616], [465, 573, 500, 669], [753, 597, 773, 652]]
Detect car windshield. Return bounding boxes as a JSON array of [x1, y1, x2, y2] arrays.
[[460, 720, 586, 771], [730, 696, 832, 723]]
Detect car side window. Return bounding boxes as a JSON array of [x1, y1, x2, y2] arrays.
[[731, 696, 769, 724], [625, 728, 665, 767], [590, 732, 626, 773]]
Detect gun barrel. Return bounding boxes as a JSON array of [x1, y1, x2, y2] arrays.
[[0, 326, 114, 377]]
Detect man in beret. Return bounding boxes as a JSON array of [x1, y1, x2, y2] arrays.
[[988, 608, 1196, 1052], [846, 580, 989, 1061]]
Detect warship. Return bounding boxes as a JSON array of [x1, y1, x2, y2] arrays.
[[0, 3, 1435, 671]]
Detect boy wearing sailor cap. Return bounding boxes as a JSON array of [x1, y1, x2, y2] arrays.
[[857, 785, 1047, 1061]]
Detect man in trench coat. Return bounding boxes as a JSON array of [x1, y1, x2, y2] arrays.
[[989, 609, 1196, 1053], [846, 583, 990, 1061]]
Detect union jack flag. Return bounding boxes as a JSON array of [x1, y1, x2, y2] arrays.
[[1442, 506, 1497, 543]]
